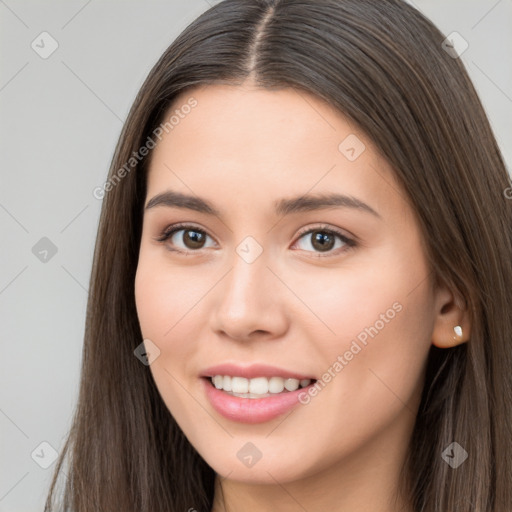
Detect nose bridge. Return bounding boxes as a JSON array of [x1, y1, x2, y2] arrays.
[[211, 238, 287, 339], [222, 243, 271, 314]]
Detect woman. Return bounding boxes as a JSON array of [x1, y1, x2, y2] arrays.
[[45, 0, 512, 511]]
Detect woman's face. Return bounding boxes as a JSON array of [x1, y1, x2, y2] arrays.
[[134, 83, 442, 484]]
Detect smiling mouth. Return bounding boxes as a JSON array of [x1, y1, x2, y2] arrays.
[[206, 375, 317, 399]]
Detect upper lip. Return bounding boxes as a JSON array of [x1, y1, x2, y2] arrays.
[[201, 363, 316, 381]]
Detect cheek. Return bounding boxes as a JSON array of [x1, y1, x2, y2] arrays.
[[134, 250, 223, 384], [134, 249, 212, 340], [134, 257, 205, 423], [288, 244, 434, 403], [134, 254, 193, 386], [286, 247, 430, 348]]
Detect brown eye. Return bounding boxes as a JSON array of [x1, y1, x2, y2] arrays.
[[179, 229, 207, 249], [157, 225, 216, 252], [310, 231, 336, 252], [294, 227, 354, 256]]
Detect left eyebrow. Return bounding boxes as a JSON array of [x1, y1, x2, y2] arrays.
[[144, 190, 381, 219], [274, 193, 381, 219]]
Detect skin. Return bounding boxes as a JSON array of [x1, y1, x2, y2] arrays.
[[134, 83, 470, 512]]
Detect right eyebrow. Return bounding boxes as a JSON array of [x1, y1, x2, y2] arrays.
[[145, 190, 221, 216]]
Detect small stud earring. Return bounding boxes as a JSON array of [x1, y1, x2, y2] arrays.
[[453, 325, 463, 340]]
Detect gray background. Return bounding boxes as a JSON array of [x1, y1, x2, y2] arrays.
[[0, 1, 510, 510]]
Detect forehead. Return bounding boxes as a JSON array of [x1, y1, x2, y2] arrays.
[[146, 84, 409, 222], [157, 83, 361, 161]]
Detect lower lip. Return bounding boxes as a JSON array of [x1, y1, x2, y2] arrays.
[[201, 377, 315, 424]]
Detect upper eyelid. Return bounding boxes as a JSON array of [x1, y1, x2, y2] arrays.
[[161, 222, 216, 240], [160, 222, 349, 237], [296, 223, 351, 237], [158, 222, 354, 247]]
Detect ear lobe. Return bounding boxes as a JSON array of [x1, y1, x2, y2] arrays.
[[431, 284, 471, 348]]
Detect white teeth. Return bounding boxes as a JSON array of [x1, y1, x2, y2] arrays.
[[249, 377, 269, 394], [268, 376, 285, 393], [231, 376, 249, 393], [210, 375, 313, 396], [284, 378, 300, 391], [223, 375, 232, 391]]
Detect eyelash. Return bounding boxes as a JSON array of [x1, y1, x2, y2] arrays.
[[154, 222, 357, 258]]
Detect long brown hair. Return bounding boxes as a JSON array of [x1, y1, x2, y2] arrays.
[[45, 0, 512, 510]]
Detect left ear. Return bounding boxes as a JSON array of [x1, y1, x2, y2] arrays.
[[431, 281, 471, 349]]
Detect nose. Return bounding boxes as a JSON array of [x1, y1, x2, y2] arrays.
[[209, 247, 290, 342]]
